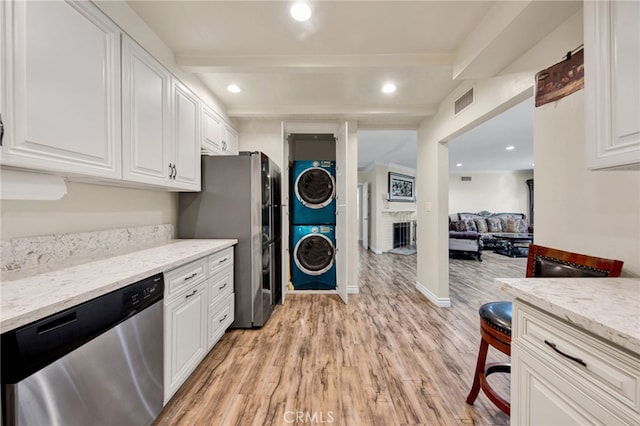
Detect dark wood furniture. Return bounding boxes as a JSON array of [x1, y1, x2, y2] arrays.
[[492, 233, 534, 258], [466, 244, 624, 416]]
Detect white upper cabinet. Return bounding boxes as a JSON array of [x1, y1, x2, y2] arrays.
[[172, 79, 201, 191], [122, 35, 171, 187], [223, 123, 239, 155], [0, 0, 122, 178], [585, 0, 640, 169], [202, 105, 224, 155], [122, 36, 200, 191], [202, 105, 239, 156]]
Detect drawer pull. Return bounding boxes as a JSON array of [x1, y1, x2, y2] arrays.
[[218, 283, 227, 290], [183, 272, 198, 281], [544, 340, 587, 367], [218, 258, 228, 264], [219, 314, 228, 323], [185, 289, 198, 299]]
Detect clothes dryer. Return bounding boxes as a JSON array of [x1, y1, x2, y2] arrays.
[[291, 160, 336, 225], [290, 225, 336, 290]]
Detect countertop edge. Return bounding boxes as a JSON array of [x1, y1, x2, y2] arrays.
[[496, 277, 640, 355], [0, 239, 237, 334]]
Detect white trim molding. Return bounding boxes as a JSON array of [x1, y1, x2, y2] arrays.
[[369, 245, 383, 255], [415, 282, 451, 308], [348, 286, 360, 294]]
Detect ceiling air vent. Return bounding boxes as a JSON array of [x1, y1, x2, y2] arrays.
[[461, 176, 472, 182], [454, 88, 474, 115]]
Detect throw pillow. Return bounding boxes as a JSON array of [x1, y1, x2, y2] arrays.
[[514, 218, 529, 233], [464, 218, 477, 232], [455, 221, 467, 232], [487, 218, 502, 233], [506, 218, 520, 233], [474, 218, 488, 233]]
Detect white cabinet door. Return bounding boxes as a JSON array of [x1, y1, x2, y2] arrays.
[[222, 124, 239, 155], [122, 36, 171, 186], [172, 79, 201, 191], [202, 105, 224, 155], [164, 281, 207, 403], [585, 0, 640, 169], [0, 0, 121, 178]]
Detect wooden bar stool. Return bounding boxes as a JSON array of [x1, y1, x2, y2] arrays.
[[466, 301, 512, 415], [466, 244, 624, 416]]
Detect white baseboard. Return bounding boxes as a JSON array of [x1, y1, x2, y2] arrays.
[[348, 285, 360, 294], [369, 245, 383, 255], [415, 282, 451, 307]]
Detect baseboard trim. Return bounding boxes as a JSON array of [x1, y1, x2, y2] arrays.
[[369, 246, 383, 255], [415, 282, 451, 308], [348, 286, 360, 294]]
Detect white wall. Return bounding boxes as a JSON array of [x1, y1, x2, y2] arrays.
[[534, 90, 640, 276], [416, 9, 592, 306], [449, 171, 533, 216], [358, 164, 416, 253], [0, 182, 176, 239]]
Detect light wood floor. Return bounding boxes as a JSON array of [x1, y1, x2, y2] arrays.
[[155, 249, 527, 425]]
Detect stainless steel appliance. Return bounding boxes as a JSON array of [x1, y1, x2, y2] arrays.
[[1, 274, 164, 426], [178, 152, 281, 328]]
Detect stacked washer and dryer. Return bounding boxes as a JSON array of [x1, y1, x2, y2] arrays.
[[290, 160, 337, 290]]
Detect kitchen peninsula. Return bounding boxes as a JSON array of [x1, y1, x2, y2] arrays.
[[497, 277, 640, 425]]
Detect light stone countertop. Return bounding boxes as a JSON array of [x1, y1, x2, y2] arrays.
[[0, 239, 237, 334], [496, 277, 640, 355]]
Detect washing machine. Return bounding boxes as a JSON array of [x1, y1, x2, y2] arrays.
[[291, 160, 336, 225], [290, 225, 336, 290]]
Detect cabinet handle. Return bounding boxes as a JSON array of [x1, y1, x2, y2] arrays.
[[218, 283, 227, 290], [219, 314, 228, 323], [185, 289, 198, 299], [184, 272, 198, 281], [544, 340, 587, 367], [218, 258, 227, 264], [0, 113, 4, 146], [173, 164, 177, 179], [168, 163, 173, 179]]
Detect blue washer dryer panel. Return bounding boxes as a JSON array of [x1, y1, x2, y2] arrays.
[[291, 160, 336, 225], [290, 224, 336, 290]]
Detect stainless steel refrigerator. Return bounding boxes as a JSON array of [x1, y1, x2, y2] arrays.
[[178, 152, 281, 328]]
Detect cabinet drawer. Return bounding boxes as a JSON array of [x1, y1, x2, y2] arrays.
[[164, 257, 207, 297], [208, 293, 234, 348], [208, 267, 234, 308], [208, 247, 233, 275], [514, 302, 640, 414]]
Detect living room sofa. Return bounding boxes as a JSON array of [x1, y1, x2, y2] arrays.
[[450, 211, 531, 252]]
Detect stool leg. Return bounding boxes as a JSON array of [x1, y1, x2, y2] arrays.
[[466, 337, 489, 405]]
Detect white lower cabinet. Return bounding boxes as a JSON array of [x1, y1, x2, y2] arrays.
[[163, 247, 235, 404], [164, 281, 207, 404], [511, 301, 640, 425]]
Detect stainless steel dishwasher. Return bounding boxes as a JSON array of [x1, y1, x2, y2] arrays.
[[1, 273, 164, 426]]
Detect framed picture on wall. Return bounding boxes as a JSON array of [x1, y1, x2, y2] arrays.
[[388, 172, 415, 202]]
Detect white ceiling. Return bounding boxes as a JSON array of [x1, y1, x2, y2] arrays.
[[357, 96, 533, 172], [125, 0, 578, 170]]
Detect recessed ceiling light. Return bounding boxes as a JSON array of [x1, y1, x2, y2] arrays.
[[290, 2, 311, 22], [226, 84, 241, 94], [456, 163, 462, 167], [506, 145, 515, 150], [382, 82, 397, 94]]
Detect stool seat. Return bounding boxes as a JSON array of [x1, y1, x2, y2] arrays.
[[466, 301, 513, 415], [479, 301, 512, 336]]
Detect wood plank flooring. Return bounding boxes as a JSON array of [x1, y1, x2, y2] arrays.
[[155, 249, 527, 425]]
